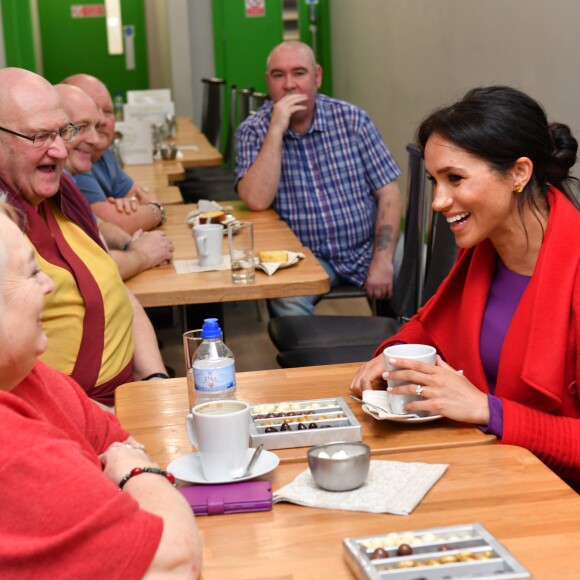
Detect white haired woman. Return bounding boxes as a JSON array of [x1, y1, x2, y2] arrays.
[[0, 203, 201, 578]]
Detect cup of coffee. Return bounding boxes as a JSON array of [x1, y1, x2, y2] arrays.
[[193, 224, 223, 267], [185, 400, 250, 482], [383, 344, 436, 415]]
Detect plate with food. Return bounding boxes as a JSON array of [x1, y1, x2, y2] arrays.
[[256, 250, 305, 276]]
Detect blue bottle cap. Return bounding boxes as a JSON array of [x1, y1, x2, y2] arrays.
[[201, 318, 222, 339]]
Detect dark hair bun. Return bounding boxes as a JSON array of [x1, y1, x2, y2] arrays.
[[548, 123, 578, 183]]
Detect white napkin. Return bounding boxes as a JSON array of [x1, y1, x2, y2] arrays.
[[257, 251, 305, 276], [174, 256, 232, 273], [273, 460, 448, 516]]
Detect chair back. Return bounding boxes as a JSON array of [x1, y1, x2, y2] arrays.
[[390, 144, 428, 321], [220, 84, 237, 167], [421, 207, 458, 305], [250, 92, 269, 114], [237, 87, 254, 123], [201, 77, 226, 149]]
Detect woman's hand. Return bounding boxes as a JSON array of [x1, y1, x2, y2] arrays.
[[99, 441, 157, 486], [350, 354, 388, 396], [385, 355, 490, 424]]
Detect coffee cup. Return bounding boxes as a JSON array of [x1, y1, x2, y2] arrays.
[[185, 400, 250, 482], [383, 344, 436, 415], [193, 223, 223, 267]]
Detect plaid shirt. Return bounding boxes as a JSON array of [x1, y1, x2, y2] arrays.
[[235, 94, 401, 286]]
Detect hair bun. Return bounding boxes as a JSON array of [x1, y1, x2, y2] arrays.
[[548, 123, 578, 179]]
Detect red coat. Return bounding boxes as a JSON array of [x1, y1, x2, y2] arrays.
[[376, 188, 580, 484]]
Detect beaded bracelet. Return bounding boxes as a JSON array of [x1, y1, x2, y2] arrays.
[[119, 467, 176, 490]]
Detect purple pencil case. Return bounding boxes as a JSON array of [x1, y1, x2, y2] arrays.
[[178, 480, 273, 516]]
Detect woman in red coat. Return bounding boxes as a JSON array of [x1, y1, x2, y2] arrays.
[[351, 86, 580, 488]]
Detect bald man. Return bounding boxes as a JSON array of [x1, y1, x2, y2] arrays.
[[0, 68, 170, 407], [54, 83, 174, 281], [62, 73, 165, 234], [236, 41, 403, 317]]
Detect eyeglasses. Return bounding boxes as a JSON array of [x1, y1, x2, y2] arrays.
[[0, 124, 80, 148]]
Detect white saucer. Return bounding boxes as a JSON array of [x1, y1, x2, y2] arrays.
[[362, 405, 443, 424], [167, 448, 280, 485]]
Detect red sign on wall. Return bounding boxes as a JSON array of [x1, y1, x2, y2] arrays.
[[245, 0, 265, 18], [71, 5, 105, 18]]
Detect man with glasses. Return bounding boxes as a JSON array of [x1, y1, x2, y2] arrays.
[[55, 83, 174, 281], [0, 68, 171, 409], [62, 73, 165, 234]]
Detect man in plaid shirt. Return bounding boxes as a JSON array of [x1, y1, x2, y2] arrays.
[[236, 41, 402, 317]]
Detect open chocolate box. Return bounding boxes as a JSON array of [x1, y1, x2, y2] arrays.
[[249, 397, 362, 450], [343, 523, 531, 579]]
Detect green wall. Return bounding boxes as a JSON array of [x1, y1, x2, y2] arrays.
[[37, 0, 149, 94], [1, 0, 37, 71]]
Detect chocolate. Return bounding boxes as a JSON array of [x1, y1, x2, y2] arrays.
[[265, 426, 277, 433], [397, 544, 413, 556], [297, 423, 307, 430], [371, 547, 389, 560], [308, 422, 318, 429], [280, 422, 292, 431]]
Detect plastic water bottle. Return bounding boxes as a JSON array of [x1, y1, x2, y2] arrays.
[[192, 318, 236, 403], [114, 91, 124, 121]]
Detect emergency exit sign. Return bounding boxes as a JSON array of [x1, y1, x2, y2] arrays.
[[71, 5, 105, 18]]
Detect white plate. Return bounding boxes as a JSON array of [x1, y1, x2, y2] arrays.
[[167, 448, 280, 485], [361, 404, 443, 424]]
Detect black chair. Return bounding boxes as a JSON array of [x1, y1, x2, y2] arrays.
[[274, 212, 457, 368], [179, 82, 240, 203], [249, 91, 269, 113], [269, 145, 433, 367], [200, 77, 226, 149]]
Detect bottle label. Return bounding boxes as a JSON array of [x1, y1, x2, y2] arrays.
[[193, 362, 236, 393]]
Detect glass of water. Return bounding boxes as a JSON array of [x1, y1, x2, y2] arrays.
[[183, 329, 203, 411], [228, 221, 255, 284]]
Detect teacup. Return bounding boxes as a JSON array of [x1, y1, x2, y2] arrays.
[[185, 400, 250, 482], [193, 224, 223, 267], [383, 344, 436, 415]]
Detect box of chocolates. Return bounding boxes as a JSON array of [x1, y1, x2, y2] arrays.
[[343, 523, 530, 579], [249, 397, 362, 450]]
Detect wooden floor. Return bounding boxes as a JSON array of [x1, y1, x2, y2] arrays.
[[156, 297, 373, 375]]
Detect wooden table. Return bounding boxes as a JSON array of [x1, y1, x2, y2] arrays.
[[123, 117, 222, 195], [125, 203, 330, 307], [124, 158, 186, 189], [115, 369, 580, 579], [156, 186, 183, 206], [115, 363, 495, 467], [171, 117, 223, 168], [193, 445, 580, 579]]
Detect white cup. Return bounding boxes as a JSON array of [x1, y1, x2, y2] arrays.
[[193, 224, 223, 267], [185, 400, 250, 482], [383, 344, 437, 415]]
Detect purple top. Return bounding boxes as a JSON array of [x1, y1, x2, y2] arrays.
[[479, 258, 531, 436]]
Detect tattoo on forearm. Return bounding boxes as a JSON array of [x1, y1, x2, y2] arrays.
[[375, 225, 393, 250]]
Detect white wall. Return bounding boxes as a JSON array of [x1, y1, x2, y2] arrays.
[[187, 0, 215, 126], [166, 0, 195, 117], [330, 0, 580, 180]]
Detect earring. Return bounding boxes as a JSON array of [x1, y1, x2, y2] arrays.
[[514, 184, 523, 193]]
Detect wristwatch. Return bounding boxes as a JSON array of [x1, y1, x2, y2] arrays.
[[148, 202, 166, 226]]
